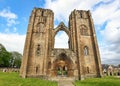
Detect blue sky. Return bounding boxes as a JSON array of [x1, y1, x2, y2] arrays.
[[0, 0, 45, 34], [0, 0, 120, 65]]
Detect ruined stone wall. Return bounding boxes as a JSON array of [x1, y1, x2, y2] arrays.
[[20, 8, 54, 78], [69, 10, 102, 79], [20, 8, 102, 80]]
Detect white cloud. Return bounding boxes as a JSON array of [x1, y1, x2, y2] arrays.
[[0, 8, 17, 19], [100, 44, 120, 65], [4, 27, 18, 33], [0, 33, 26, 54], [0, 8, 18, 27], [7, 18, 19, 27], [44, 0, 112, 24], [97, 1, 120, 65], [92, 0, 119, 25], [101, 20, 120, 43]]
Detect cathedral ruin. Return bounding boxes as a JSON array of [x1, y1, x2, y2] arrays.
[[20, 8, 102, 80]]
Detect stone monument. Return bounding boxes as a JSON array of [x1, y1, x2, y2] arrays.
[[20, 8, 102, 80]]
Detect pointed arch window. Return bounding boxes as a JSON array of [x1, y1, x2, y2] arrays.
[[80, 25, 88, 35], [54, 31, 69, 48], [80, 12, 82, 18], [84, 46, 89, 56], [41, 10, 44, 16], [48, 61, 51, 69], [87, 67, 89, 73], [36, 65, 40, 74]]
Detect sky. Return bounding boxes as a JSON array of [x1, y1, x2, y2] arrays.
[[0, 0, 120, 65]]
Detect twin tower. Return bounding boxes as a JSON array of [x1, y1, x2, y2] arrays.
[[20, 8, 102, 80]]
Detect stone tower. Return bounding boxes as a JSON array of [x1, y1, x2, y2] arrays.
[[20, 8, 102, 80]]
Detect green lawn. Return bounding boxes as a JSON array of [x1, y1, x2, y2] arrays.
[[0, 72, 120, 86], [75, 76, 120, 86], [0, 72, 57, 86]]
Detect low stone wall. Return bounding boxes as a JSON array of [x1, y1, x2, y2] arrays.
[[0, 68, 20, 72]]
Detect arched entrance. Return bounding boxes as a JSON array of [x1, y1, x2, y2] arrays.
[[56, 60, 68, 76], [53, 53, 73, 77]]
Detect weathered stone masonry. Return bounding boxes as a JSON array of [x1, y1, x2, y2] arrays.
[[20, 8, 102, 80]]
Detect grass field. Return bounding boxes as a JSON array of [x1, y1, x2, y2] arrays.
[[0, 72, 57, 86], [75, 76, 120, 86], [0, 72, 120, 86]]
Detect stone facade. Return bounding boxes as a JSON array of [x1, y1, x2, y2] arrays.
[[102, 64, 120, 76], [20, 8, 102, 80]]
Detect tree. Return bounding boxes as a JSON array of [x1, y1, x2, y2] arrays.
[[10, 51, 22, 68], [118, 64, 120, 67], [0, 44, 11, 67], [0, 44, 22, 68]]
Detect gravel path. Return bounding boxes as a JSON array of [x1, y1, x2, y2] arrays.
[[58, 79, 74, 86]]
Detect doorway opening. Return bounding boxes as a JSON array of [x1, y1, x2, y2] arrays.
[[52, 53, 73, 77], [57, 62, 68, 77]]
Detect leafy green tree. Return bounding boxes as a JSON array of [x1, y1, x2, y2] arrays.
[[118, 64, 120, 67], [0, 44, 11, 67], [0, 44, 22, 68], [10, 51, 22, 68]]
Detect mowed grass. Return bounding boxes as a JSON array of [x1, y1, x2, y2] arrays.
[[0, 72, 57, 86], [1, 72, 120, 86], [75, 76, 120, 86]]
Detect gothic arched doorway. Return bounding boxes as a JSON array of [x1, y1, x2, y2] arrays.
[[52, 53, 74, 77]]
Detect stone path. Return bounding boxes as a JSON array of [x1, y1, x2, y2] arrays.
[[58, 79, 75, 86]]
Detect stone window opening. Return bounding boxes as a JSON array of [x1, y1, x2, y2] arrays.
[[84, 46, 89, 56], [41, 10, 44, 16], [80, 12, 82, 18], [36, 25, 40, 33], [54, 31, 69, 48], [36, 66, 38, 74], [57, 66, 68, 77], [36, 44, 41, 55], [48, 62, 51, 69], [110, 72, 112, 76], [63, 66, 68, 76], [87, 67, 89, 73], [57, 66, 62, 76]]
